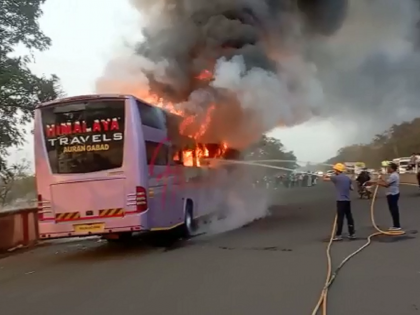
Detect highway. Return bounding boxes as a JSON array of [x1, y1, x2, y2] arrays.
[[0, 183, 419, 315]]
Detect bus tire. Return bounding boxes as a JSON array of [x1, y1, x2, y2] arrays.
[[181, 200, 195, 239]]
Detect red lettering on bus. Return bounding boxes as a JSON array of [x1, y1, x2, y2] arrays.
[[92, 120, 101, 132], [110, 119, 119, 131], [101, 120, 109, 131], [45, 118, 121, 138], [60, 123, 72, 135], [46, 125, 55, 137], [73, 122, 82, 134]]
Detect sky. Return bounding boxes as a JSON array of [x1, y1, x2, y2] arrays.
[[10, 0, 341, 165]]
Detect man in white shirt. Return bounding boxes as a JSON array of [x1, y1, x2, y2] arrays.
[[376, 162, 401, 230]]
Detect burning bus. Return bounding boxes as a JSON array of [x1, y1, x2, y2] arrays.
[[34, 94, 236, 241]]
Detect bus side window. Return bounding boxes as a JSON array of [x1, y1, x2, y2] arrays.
[[136, 100, 165, 130], [145, 141, 168, 165], [155, 107, 166, 127], [169, 145, 183, 165]]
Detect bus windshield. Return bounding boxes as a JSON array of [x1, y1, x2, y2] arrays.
[[41, 99, 125, 174]]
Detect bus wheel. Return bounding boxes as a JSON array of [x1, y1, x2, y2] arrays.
[[181, 200, 195, 239]]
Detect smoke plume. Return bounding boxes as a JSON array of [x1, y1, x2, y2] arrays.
[[96, 0, 349, 149], [307, 0, 420, 143], [97, 0, 420, 147], [194, 165, 270, 235]]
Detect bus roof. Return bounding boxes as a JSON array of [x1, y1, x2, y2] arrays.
[[35, 94, 134, 109]]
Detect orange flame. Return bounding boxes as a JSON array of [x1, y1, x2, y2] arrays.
[[180, 145, 210, 167], [138, 70, 227, 168], [173, 143, 227, 167], [196, 69, 213, 81]]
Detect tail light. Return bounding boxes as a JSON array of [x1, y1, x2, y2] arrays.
[[136, 186, 148, 212], [37, 194, 44, 220]]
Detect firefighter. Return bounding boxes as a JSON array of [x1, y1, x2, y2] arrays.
[[375, 162, 402, 230], [330, 163, 356, 241]]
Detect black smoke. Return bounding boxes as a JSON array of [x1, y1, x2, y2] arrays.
[[132, 0, 348, 103], [98, 0, 420, 150]]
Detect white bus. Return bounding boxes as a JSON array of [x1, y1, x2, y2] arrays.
[[34, 94, 223, 241]]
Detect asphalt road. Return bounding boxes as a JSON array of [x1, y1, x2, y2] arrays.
[[0, 183, 419, 315]]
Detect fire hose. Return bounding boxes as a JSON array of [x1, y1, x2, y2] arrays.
[[311, 183, 409, 315], [206, 158, 411, 314]]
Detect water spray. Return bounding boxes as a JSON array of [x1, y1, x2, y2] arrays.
[[245, 160, 333, 168], [205, 158, 297, 172]]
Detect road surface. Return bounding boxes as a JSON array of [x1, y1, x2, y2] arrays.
[[0, 183, 419, 315]]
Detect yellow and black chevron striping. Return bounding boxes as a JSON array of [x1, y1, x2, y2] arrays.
[[55, 212, 81, 221], [99, 208, 124, 217]]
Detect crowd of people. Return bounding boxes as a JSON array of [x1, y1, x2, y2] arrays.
[[276, 172, 318, 188]]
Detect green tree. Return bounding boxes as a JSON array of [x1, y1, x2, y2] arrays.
[[0, 0, 62, 173], [327, 117, 420, 167]]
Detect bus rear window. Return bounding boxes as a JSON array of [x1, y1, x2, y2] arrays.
[[41, 99, 125, 174]]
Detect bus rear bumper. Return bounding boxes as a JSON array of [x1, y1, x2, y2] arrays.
[[38, 214, 148, 240]]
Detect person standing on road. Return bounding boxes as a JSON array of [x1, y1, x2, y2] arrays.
[[291, 173, 297, 188], [303, 172, 309, 187], [297, 173, 303, 187], [416, 164, 420, 189], [409, 153, 417, 171], [306, 172, 312, 187], [376, 162, 402, 231], [312, 173, 318, 186], [284, 174, 290, 188], [330, 163, 356, 241]]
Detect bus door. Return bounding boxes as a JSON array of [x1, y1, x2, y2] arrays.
[[40, 98, 126, 221]]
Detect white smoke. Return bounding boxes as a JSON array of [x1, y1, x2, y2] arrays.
[[211, 55, 324, 127], [195, 165, 270, 235], [96, 54, 170, 96]]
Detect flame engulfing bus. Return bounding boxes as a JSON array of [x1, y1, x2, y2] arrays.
[[34, 94, 235, 241]]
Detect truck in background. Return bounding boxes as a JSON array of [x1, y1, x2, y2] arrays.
[[392, 157, 411, 174]]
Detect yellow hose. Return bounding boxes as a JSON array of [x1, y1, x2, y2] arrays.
[[311, 183, 406, 315], [205, 157, 413, 314]]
